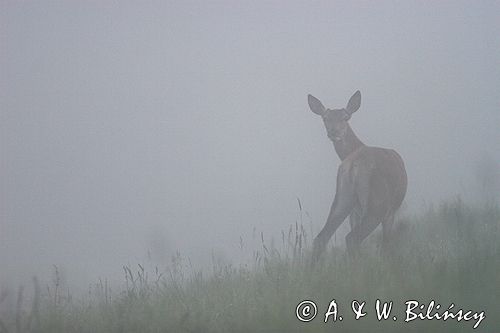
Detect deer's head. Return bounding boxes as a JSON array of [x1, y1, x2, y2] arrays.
[[307, 91, 361, 143]]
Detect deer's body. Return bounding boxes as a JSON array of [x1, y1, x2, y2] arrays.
[[308, 91, 407, 260]]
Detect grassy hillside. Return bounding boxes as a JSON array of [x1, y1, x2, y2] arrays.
[[1, 199, 499, 332]]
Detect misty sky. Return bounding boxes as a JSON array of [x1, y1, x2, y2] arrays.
[[1, 1, 499, 288]]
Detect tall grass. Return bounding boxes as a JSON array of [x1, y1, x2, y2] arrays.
[[1, 199, 498, 332]]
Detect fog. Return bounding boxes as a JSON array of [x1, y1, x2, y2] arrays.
[[1, 1, 499, 289]]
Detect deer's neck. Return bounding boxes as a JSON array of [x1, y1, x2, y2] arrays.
[[333, 124, 365, 160]]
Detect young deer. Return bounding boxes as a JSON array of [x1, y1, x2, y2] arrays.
[[308, 91, 407, 261]]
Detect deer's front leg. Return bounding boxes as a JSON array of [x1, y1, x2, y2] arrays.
[[312, 167, 355, 263]]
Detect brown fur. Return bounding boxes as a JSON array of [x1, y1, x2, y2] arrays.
[[308, 91, 407, 260]]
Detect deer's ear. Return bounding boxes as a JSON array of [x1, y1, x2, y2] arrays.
[[308, 94, 326, 116], [346, 90, 361, 114]]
